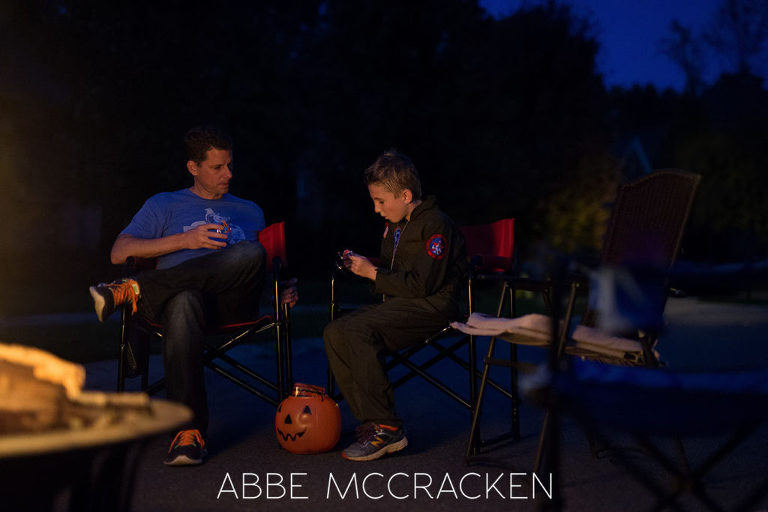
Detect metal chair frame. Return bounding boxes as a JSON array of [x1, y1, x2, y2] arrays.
[[116, 222, 293, 407], [326, 219, 518, 425], [466, 170, 702, 464]]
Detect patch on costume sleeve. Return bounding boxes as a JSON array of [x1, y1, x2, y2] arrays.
[[426, 234, 447, 259]]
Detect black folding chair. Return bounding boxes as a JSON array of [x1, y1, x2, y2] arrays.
[[527, 262, 768, 511], [543, 358, 768, 512], [327, 219, 518, 418], [116, 221, 293, 406]]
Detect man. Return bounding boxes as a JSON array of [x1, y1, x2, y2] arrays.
[[324, 150, 467, 461], [89, 126, 296, 466]]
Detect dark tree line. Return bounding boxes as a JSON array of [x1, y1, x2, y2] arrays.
[[1, 0, 766, 290]]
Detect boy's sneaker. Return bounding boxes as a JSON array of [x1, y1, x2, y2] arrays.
[[89, 279, 140, 322], [164, 429, 207, 466], [342, 423, 408, 461]]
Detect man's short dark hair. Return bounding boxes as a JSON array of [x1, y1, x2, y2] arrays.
[[363, 150, 422, 200], [184, 126, 233, 163]]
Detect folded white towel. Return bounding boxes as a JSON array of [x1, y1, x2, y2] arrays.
[[451, 312, 552, 336], [451, 312, 644, 355], [572, 325, 643, 353]]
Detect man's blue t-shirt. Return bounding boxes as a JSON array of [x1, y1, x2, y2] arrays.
[[120, 188, 266, 269]]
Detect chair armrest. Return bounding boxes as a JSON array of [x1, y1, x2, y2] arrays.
[[330, 256, 383, 321], [271, 256, 283, 276], [490, 273, 589, 294], [476, 274, 551, 289], [122, 256, 158, 276]]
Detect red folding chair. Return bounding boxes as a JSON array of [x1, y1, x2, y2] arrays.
[[116, 221, 292, 406], [457, 218, 550, 454], [462, 218, 515, 272]]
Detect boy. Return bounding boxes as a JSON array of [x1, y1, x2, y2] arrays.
[[324, 150, 467, 461]]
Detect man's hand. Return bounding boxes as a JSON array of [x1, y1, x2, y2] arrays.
[[280, 278, 299, 308], [110, 224, 229, 264], [343, 251, 378, 281], [185, 223, 228, 250]]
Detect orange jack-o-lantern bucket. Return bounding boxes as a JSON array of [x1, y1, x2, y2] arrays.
[[275, 383, 341, 454]]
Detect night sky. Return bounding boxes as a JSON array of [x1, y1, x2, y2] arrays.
[[481, 0, 753, 91]]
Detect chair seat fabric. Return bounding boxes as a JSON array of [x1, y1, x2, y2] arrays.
[[137, 314, 274, 335], [205, 315, 274, 333], [451, 312, 553, 337], [451, 312, 646, 358]]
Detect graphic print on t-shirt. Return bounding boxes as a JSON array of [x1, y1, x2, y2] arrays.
[[184, 208, 246, 245]]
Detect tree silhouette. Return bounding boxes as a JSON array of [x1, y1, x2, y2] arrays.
[[703, 0, 768, 76], [5, 0, 694, 290], [659, 20, 706, 97]]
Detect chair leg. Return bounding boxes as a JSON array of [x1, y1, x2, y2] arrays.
[[534, 408, 550, 474], [274, 321, 285, 400], [466, 337, 497, 459], [282, 303, 293, 396], [500, 281, 521, 440], [468, 335, 477, 423], [117, 306, 128, 392], [139, 335, 149, 391], [496, 282, 520, 440], [510, 343, 521, 440], [327, 273, 338, 397]]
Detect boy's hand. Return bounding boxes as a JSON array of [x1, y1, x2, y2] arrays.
[[279, 278, 299, 308], [343, 251, 378, 281]]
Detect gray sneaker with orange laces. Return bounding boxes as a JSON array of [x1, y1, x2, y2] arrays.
[[342, 423, 408, 461], [89, 279, 140, 322], [164, 429, 208, 466]]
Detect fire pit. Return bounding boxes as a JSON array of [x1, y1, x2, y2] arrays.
[[0, 343, 191, 511]]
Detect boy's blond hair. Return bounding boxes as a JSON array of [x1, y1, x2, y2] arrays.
[[364, 150, 422, 200]]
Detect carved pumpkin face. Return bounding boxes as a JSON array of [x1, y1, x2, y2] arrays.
[[275, 383, 341, 454]]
